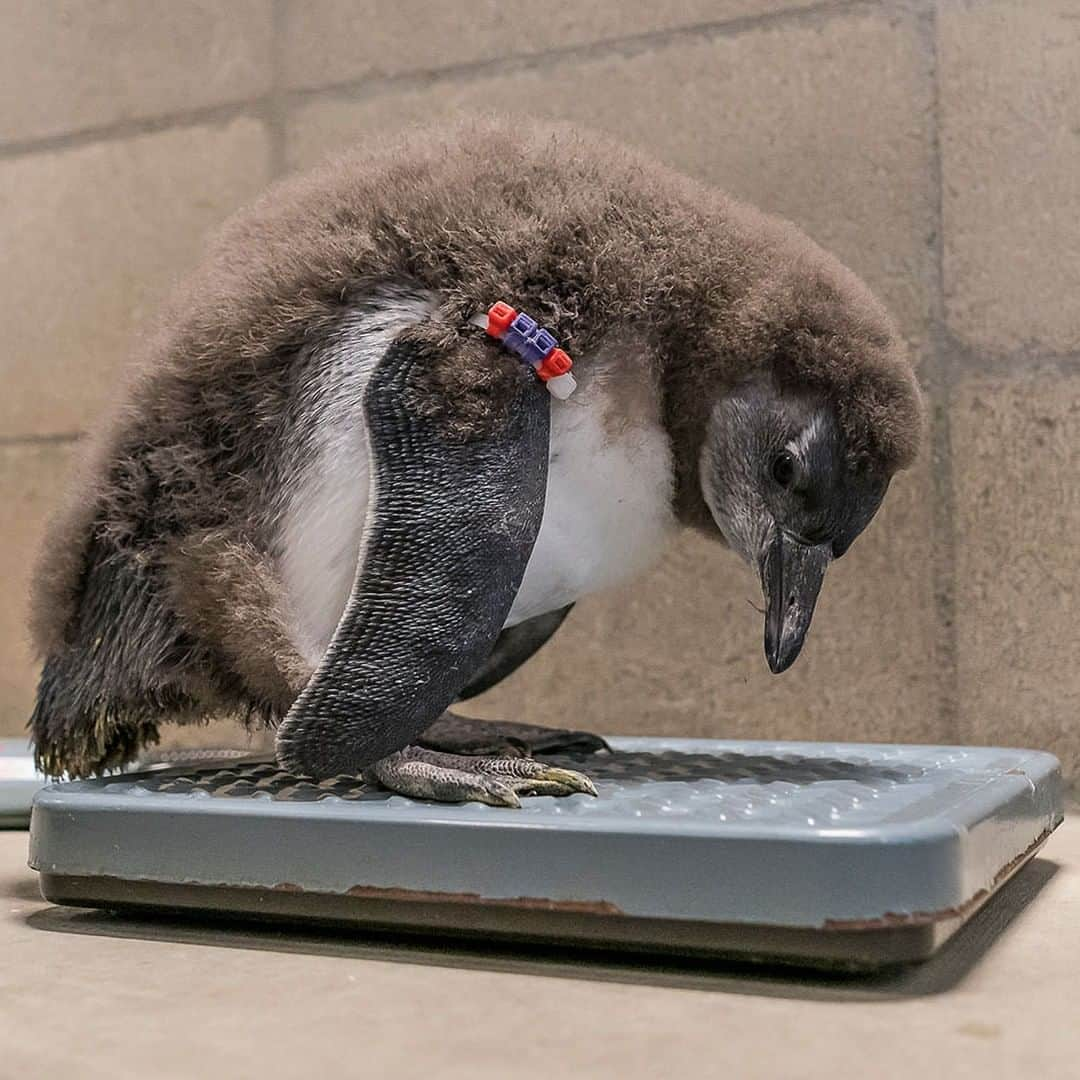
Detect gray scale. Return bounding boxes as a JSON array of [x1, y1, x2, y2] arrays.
[[28, 737, 1063, 968], [0, 738, 256, 828], [0, 739, 43, 827]]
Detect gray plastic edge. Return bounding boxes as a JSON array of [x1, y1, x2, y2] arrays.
[[27, 743, 1064, 927]]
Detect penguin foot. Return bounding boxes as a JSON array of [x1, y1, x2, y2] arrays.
[[364, 745, 598, 808], [418, 712, 610, 758]]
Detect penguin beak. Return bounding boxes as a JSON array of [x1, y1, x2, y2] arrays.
[[759, 531, 832, 674]]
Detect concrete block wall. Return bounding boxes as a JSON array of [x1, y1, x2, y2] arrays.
[[1, 1, 1077, 785]]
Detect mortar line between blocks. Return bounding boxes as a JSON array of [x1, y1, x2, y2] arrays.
[[0, 0, 875, 161], [283, 0, 879, 108], [267, 0, 290, 178], [0, 99, 277, 162], [920, 0, 960, 739], [946, 342, 1080, 380], [0, 432, 84, 448]]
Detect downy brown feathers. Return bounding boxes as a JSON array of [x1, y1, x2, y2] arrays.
[[29, 117, 922, 775]]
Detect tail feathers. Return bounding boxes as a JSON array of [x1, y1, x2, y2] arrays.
[[31, 656, 164, 777], [29, 542, 199, 778]]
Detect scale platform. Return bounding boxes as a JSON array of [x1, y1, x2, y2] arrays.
[[28, 737, 1063, 969], [1, 738, 256, 828], [0, 739, 44, 827]]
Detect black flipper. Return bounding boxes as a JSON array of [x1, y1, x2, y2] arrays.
[[437, 604, 612, 757], [456, 603, 575, 700], [275, 333, 549, 779]]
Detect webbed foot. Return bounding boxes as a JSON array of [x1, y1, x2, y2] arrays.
[[365, 745, 598, 808]]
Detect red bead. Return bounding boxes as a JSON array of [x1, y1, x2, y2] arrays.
[[537, 348, 572, 381], [486, 301, 517, 337]]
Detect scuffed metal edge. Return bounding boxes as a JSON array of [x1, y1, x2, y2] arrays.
[[271, 880, 623, 915], [822, 823, 1058, 931]]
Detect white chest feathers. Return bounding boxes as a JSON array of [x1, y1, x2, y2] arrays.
[[505, 372, 677, 626], [276, 294, 678, 667]]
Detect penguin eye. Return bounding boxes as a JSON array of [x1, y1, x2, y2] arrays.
[[771, 451, 796, 488]]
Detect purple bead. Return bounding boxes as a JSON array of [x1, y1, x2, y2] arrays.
[[519, 327, 558, 365], [503, 313, 537, 357], [503, 311, 560, 366]]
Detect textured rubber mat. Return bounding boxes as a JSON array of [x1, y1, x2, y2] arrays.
[[0, 739, 257, 828], [29, 738, 1063, 966]]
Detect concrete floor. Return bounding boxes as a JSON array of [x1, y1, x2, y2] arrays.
[[1, 818, 1077, 1079]]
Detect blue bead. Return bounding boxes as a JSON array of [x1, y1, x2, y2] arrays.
[[517, 328, 555, 365], [501, 310, 561, 367], [535, 328, 558, 354], [503, 312, 538, 359]]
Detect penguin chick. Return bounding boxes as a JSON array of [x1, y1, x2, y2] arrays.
[[28, 118, 922, 803]]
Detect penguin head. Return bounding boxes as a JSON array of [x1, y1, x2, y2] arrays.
[[698, 371, 892, 674]]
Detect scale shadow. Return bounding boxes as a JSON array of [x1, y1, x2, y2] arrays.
[[24, 856, 1058, 1003]]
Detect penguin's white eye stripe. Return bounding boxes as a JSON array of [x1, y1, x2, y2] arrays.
[[790, 413, 825, 458]]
